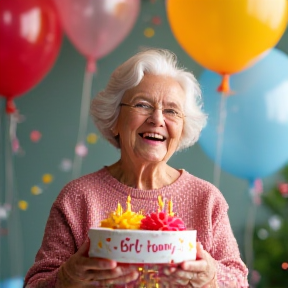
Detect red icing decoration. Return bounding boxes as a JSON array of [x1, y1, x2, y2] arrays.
[[106, 238, 111, 242], [125, 237, 130, 241], [114, 246, 117, 250], [140, 211, 186, 231]]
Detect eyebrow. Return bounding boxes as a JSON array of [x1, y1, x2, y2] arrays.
[[128, 94, 183, 109]]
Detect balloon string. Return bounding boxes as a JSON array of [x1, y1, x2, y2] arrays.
[[6, 115, 13, 208], [244, 185, 257, 280], [5, 114, 24, 276], [213, 92, 227, 188], [0, 103, 4, 280], [72, 68, 94, 179]]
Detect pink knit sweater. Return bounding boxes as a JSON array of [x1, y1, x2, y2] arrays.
[[24, 168, 249, 287]]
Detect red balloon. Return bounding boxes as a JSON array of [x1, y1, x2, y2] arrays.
[[0, 0, 62, 113]]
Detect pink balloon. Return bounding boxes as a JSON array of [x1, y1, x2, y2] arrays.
[[54, 0, 140, 72]]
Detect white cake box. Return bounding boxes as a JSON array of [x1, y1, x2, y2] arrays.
[[88, 228, 197, 264]]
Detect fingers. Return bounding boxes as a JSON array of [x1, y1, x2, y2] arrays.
[[59, 238, 139, 287], [81, 257, 117, 270], [77, 238, 90, 257], [196, 241, 204, 259], [181, 259, 207, 272], [83, 265, 138, 281], [161, 244, 217, 288], [75, 238, 117, 270]]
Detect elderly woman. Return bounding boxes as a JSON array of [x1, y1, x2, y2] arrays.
[[24, 49, 248, 288]]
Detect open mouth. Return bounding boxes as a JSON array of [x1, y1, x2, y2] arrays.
[[139, 133, 166, 142]]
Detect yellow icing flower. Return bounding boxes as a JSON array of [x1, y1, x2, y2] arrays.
[[101, 210, 144, 230]]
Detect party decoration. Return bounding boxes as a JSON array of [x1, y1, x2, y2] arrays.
[[53, 0, 140, 72], [59, 159, 72, 171], [268, 215, 282, 231], [167, 0, 288, 92], [1, 277, 24, 288], [0, 206, 8, 220], [257, 229, 268, 240], [0, 0, 62, 113], [42, 174, 53, 184], [59, 159, 72, 172], [30, 131, 42, 142], [10, 111, 25, 155], [86, 133, 98, 144], [53, 0, 139, 179], [31, 186, 43, 196], [278, 182, 288, 197], [250, 179, 263, 206], [199, 49, 288, 182], [144, 27, 155, 38], [18, 201, 28, 211], [152, 16, 161, 25], [75, 143, 88, 157]]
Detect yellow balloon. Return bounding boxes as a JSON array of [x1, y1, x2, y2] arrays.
[[167, 0, 288, 75]]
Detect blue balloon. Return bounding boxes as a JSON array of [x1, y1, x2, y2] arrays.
[[198, 48, 288, 182], [1, 277, 24, 288]]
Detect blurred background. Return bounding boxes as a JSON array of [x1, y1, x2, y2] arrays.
[[0, 0, 288, 287]]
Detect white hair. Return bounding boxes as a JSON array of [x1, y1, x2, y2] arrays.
[[90, 48, 207, 151]]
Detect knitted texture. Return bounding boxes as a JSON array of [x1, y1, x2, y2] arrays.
[[24, 168, 248, 288]]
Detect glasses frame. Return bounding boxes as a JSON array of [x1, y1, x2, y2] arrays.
[[119, 102, 185, 120]]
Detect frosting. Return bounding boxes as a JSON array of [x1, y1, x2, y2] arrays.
[[140, 211, 186, 231], [100, 196, 144, 229], [100, 195, 186, 231], [100, 210, 145, 229]]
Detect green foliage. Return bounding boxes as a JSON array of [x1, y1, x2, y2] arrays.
[[253, 167, 288, 288]]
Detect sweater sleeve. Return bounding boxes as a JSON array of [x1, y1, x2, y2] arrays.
[[211, 208, 249, 288], [24, 197, 78, 288]]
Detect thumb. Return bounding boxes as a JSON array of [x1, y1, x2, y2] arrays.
[[196, 241, 204, 260], [77, 238, 90, 257]]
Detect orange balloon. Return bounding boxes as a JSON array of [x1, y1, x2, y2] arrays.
[[167, 0, 288, 76]]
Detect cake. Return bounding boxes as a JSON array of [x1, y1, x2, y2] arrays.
[[88, 196, 197, 264]]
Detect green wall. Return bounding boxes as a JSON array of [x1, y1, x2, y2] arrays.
[[1, 0, 287, 280]]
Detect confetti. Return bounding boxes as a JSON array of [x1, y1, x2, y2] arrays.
[[31, 185, 43, 195], [42, 174, 53, 184], [278, 182, 288, 196], [257, 228, 268, 240], [75, 143, 88, 157], [18, 200, 28, 210], [0, 207, 8, 220], [268, 215, 282, 231], [30, 130, 42, 142], [12, 138, 20, 153], [144, 27, 155, 38], [59, 159, 72, 172], [87, 133, 98, 144], [151, 16, 161, 25]]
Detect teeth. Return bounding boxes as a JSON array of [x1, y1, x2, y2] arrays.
[[143, 133, 164, 139]]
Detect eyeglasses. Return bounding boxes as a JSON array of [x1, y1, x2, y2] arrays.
[[119, 102, 185, 120]]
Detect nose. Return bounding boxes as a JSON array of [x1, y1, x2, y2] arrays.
[[146, 108, 165, 126]]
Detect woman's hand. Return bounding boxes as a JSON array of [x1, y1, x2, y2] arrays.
[[162, 242, 217, 287], [57, 238, 139, 287]]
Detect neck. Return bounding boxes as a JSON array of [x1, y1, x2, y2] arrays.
[[107, 159, 180, 190]]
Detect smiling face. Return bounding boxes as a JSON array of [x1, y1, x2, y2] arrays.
[[113, 74, 185, 165]]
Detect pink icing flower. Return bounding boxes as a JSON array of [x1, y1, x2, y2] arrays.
[[140, 211, 186, 231]]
